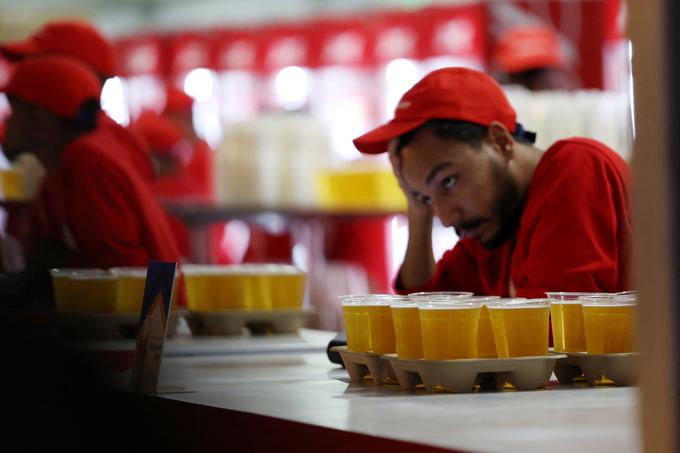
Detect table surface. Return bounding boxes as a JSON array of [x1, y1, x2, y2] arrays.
[[128, 329, 642, 453]]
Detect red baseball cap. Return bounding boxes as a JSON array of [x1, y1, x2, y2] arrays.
[[1, 55, 101, 119], [130, 111, 184, 156], [494, 26, 564, 75], [353, 67, 517, 154], [163, 86, 194, 115], [0, 20, 117, 79]]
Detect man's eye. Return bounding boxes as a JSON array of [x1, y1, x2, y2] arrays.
[[421, 195, 432, 205], [441, 176, 457, 190]]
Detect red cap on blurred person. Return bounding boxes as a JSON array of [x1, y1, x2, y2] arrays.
[[494, 26, 564, 75], [353, 67, 517, 154], [131, 111, 184, 156], [163, 86, 194, 115], [0, 20, 117, 79], [1, 55, 101, 118]]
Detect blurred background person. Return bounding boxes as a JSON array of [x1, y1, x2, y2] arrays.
[[0, 56, 180, 305], [492, 25, 580, 91], [0, 19, 154, 183]]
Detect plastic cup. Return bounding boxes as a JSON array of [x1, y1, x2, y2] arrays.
[[365, 295, 403, 354], [111, 267, 179, 314], [202, 265, 251, 310], [0, 168, 24, 201], [546, 292, 608, 353], [50, 268, 76, 313], [582, 294, 637, 354], [488, 298, 551, 358], [470, 296, 502, 358], [418, 298, 483, 360], [69, 270, 117, 313], [241, 264, 272, 310], [408, 291, 473, 300], [265, 265, 306, 309], [182, 265, 206, 310], [341, 295, 373, 352], [391, 300, 423, 359]]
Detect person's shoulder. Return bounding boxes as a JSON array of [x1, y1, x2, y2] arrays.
[[543, 138, 627, 168], [535, 137, 629, 180], [60, 127, 132, 179]]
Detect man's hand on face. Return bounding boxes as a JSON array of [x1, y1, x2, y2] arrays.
[[388, 140, 433, 216]]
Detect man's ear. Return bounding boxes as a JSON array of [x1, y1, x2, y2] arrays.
[[485, 121, 516, 160]]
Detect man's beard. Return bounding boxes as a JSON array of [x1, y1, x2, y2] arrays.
[[479, 160, 525, 249]]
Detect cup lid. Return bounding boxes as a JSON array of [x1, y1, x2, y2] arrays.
[[487, 298, 550, 308], [546, 291, 609, 301], [581, 294, 637, 306], [408, 291, 473, 299]]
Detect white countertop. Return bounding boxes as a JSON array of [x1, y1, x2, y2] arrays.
[[147, 330, 641, 453]]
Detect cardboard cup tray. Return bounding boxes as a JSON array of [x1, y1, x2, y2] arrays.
[[53, 310, 187, 340], [331, 346, 566, 393], [330, 346, 399, 385], [554, 352, 639, 386], [383, 353, 567, 393], [186, 308, 314, 336]]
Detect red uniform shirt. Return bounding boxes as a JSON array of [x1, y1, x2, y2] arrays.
[[99, 112, 155, 183], [151, 139, 213, 200], [30, 123, 181, 268], [396, 138, 632, 297]]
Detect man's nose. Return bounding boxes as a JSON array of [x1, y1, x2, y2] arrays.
[[433, 198, 461, 228]]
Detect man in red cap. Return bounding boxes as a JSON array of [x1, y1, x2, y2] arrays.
[[0, 19, 155, 182], [492, 26, 579, 91], [354, 67, 632, 297], [0, 55, 180, 302]]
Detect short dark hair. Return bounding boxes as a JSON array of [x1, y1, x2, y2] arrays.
[[66, 98, 100, 133], [395, 119, 488, 155], [395, 118, 534, 154]]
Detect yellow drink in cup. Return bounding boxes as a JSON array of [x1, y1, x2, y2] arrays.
[[582, 295, 637, 354], [391, 302, 423, 359], [242, 265, 271, 310], [50, 269, 75, 312], [69, 272, 117, 313], [341, 296, 372, 352], [366, 300, 398, 354], [112, 267, 179, 313], [204, 266, 251, 310], [472, 297, 501, 358], [0, 168, 24, 201], [268, 266, 306, 309], [183, 265, 206, 310], [419, 299, 482, 360], [546, 292, 607, 352], [488, 299, 551, 358]]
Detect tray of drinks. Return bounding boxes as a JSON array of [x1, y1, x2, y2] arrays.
[[336, 291, 639, 393], [186, 307, 314, 336]]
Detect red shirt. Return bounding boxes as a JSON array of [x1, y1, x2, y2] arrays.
[[152, 139, 213, 200], [396, 138, 632, 297], [99, 112, 155, 183], [30, 123, 181, 268]]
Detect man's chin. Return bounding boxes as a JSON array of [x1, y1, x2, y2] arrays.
[[478, 228, 511, 249]]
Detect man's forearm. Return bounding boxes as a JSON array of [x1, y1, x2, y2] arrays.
[[399, 207, 436, 290]]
